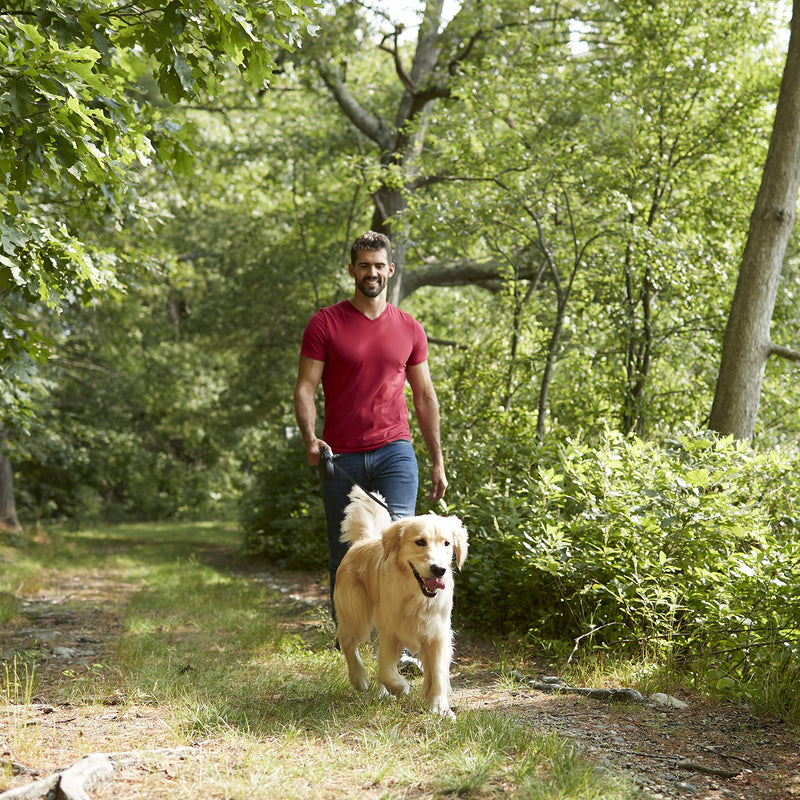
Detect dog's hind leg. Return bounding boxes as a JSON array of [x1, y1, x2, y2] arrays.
[[376, 633, 410, 698], [334, 578, 373, 692], [339, 637, 370, 692], [336, 614, 372, 692]]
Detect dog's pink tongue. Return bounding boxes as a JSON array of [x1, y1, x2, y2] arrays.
[[424, 577, 445, 593]]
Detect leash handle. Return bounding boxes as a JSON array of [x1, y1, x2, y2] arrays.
[[319, 448, 399, 520], [319, 447, 336, 483]]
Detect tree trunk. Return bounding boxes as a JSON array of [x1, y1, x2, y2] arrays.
[[372, 185, 410, 305], [0, 430, 22, 535], [709, 0, 800, 439], [316, 0, 446, 305], [622, 252, 653, 437]]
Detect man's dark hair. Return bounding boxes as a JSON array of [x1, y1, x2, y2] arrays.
[[350, 231, 392, 265]]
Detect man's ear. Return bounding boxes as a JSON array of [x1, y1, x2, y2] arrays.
[[387, 262, 396, 277]]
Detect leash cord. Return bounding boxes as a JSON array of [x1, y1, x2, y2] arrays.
[[321, 449, 400, 521]]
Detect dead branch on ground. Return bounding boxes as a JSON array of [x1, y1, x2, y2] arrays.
[[0, 747, 192, 800]]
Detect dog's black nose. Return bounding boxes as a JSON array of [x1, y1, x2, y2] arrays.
[[431, 565, 446, 578]]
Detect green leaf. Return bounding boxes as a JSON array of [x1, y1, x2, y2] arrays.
[[0, 221, 29, 254], [173, 53, 195, 93], [684, 468, 711, 488]]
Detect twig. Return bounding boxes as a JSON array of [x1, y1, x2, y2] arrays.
[[677, 758, 741, 778], [611, 749, 683, 762], [567, 622, 626, 663], [611, 750, 743, 778], [0, 762, 38, 777], [516, 674, 645, 704], [695, 742, 760, 769], [530, 682, 646, 703]]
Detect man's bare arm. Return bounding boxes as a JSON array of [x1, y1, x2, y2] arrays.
[[294, 355, 328, 465], [408, 360, 448, 501]]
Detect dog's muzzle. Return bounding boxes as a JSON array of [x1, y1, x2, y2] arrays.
[[409, 562, 446, 598]]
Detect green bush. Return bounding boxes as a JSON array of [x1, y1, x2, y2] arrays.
[[453, 425, 800, 687], [15, 422, 240, 524], [239, 437, 328, 569]]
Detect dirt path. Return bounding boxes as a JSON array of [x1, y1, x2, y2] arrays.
[[2, 563, 799, 800]]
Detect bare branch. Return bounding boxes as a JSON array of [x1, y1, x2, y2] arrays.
[[399, 254, 546, 301], [378, 28, 416, 93], [768, 341, 800, 362], [316, 64, 394, 150]]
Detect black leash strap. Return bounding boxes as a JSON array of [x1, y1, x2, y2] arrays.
[[319, 448, 400, 520]]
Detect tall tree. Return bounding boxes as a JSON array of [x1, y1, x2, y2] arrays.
[[709, 0, 800, 440], [401, 0, 779, 437], [304, 0, 555, 303]]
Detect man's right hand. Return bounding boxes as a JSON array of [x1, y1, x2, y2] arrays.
[[305, 437, 331, 466]]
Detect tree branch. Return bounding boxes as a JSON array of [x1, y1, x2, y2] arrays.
[[379, 28, 416, 93], [768, 341, 800, 362], [316, 64, 394, 150], [0, 748, 192, 800], [399, 255, 543, 301]]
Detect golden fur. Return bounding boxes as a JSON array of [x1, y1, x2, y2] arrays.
[[333, 486, 468, 718]]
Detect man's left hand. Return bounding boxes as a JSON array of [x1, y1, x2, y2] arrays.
[[427, 467, 448, 502]]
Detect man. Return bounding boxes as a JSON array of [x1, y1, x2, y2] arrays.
[[294, 231, 447, 614]]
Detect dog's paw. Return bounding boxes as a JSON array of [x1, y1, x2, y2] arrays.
[[380, 677, 410, 698], [348, 667, 370, 692], [430, 697, 455, 720]]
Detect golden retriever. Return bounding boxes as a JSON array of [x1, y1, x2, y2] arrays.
[[333, 486, 468, 719]]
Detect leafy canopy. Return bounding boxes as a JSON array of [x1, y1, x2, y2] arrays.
[[0, 0, 313, 346]]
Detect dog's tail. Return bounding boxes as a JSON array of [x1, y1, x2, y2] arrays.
[[339, 485, 392, 544]]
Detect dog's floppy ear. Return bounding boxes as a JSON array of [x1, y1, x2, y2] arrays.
[[381, 518, 407, 559], [449, 517, 469, 569]]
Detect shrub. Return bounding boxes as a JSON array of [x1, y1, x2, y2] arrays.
[[239, 437, 328, 569], [239, 415, 800, 713], [454, 425, 800, 678]]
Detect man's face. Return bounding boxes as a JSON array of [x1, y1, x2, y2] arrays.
[[349, 249, 395, 298]]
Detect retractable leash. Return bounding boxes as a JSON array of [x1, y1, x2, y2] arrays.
[[318, 447, 401, 521]]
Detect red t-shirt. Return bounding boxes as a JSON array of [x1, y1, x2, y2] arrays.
[[300, 300, 428, 452]]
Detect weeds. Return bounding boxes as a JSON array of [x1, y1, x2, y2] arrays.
[[1, 656, 36, 705]]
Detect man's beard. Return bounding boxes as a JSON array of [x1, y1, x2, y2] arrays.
[[356, 276, 385, 297]]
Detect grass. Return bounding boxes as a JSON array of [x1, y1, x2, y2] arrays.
[[0, 521, 637, 799]]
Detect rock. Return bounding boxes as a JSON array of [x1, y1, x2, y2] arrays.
[[649, 692, 689, 709], [53, 646, 80, 658]]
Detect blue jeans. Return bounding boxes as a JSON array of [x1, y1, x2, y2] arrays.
[[322, 439, 419, 617]]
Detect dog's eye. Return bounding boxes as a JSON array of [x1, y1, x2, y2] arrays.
[[415, 538, 427, 547], [444, 540, 451, 548]]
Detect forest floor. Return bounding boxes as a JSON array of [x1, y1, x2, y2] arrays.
[[1, 537, 799, 800]]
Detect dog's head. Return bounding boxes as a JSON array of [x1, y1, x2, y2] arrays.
[[382, 514, 468, 598]]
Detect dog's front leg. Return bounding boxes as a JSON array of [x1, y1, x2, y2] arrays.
[[376, 634, 409, 697], [420, 636, 455, 719]]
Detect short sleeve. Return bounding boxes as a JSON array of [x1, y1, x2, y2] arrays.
[[300, 309, 328, 362], [408, 317, 428, 366]]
